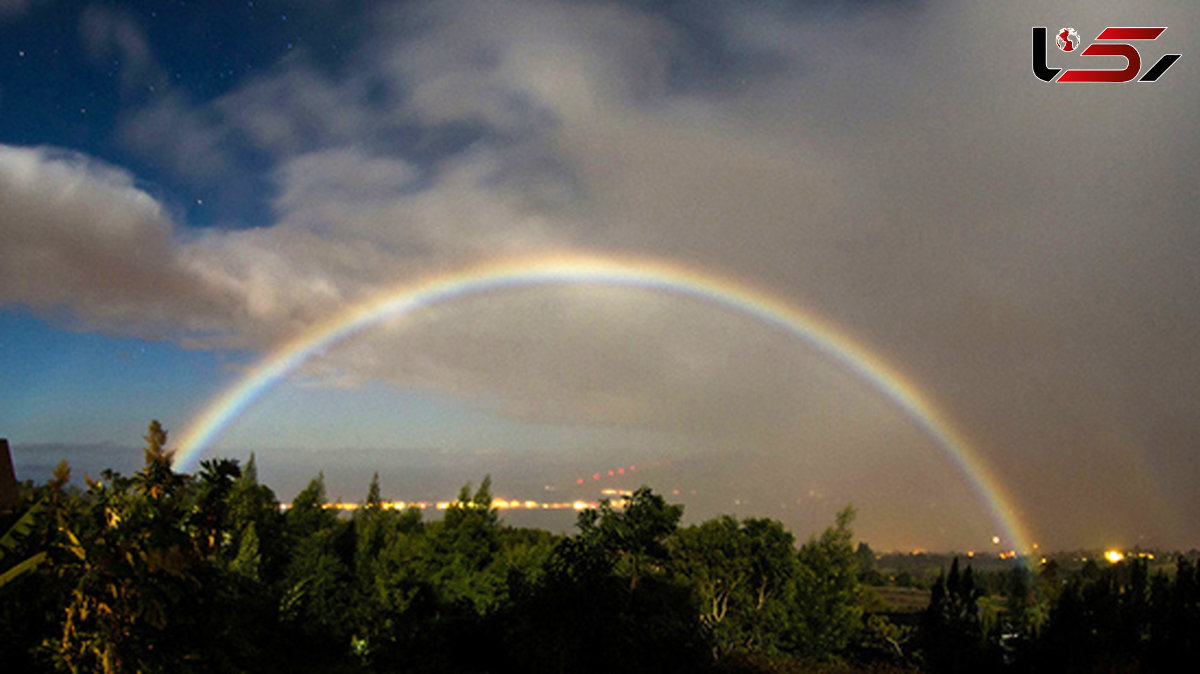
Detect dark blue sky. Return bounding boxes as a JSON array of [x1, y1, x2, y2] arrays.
[[1, 1, 374, 228]]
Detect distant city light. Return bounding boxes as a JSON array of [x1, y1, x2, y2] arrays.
[[992, 535, 1000, 545], [280, 497, 626, 513], [1104, 550, 1125, 564]]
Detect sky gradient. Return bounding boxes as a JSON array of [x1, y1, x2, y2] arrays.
[[2, 0, 1198, 551]]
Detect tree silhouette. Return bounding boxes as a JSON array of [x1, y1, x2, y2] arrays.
[[790, 505, 866, 660]]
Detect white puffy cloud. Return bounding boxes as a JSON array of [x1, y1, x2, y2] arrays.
[[0, 146, 231, 336]]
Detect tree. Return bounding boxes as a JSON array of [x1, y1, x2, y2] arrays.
[[190, 458, 241, 557], [278, 474, 356, 662], [364, 472, 383, 511], [920, 557, 996, 672], [790, 505, 866, 660], [583, 486, 683, 590], [52, 423, 205, 673], [856, 541, 885, 585], [224, 452, 283, 581], [670, 515, 797, 659], [427, 476, 504, 613], [285, 472, 336, 540], [133, 420, 185, 501], [503, 487, 704, 673], [672, 515, 748, 654]]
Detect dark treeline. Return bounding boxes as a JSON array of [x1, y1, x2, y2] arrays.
[[2, 422, 1198, 673]]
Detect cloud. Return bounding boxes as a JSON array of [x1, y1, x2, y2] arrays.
[[117, 91, 237, 185], [382, 0, 676, 130], [79, 6, 167, 97], [0, 146, 231, 336], [215, 63, 386, 156]]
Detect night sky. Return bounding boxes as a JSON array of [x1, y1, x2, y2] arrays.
[[2, 0, 1198, 552]]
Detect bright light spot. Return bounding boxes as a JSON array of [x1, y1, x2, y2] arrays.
[[992, 535, 1000, 545], [577, 478, 584, 485], [1104, 550, 1125, 564], [629, 465, 636, 471], [608, 470, 614, 476], [593, 473, 600, 480], [618, 468, 625, 475]]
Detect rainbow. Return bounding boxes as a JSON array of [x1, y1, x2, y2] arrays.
[[173, 252, 1034, 555]]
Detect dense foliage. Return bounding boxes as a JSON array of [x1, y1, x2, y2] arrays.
[[2, 422, 1197, 673]]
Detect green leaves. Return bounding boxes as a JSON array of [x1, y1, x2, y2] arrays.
[[0, 498, 48, 589], [671, 515, 798, 657], [0, 552, 46, 589], [0, 497, 45, 560], [791, 505, 866, 659], [582, 486, 683, 590]]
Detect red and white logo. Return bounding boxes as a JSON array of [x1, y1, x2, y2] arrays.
[[1056, 27, 1081, 52], [1033, 26, 1181, 83]]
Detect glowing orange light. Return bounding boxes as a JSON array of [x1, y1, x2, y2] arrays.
[[992, 535, 1000, 545], [1104, 550, 1124, 564]]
